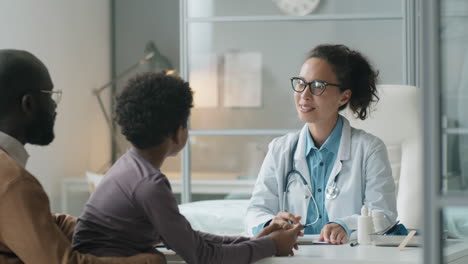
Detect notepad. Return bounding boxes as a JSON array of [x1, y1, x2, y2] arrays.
[[370, 234, 422, 247], [296, 234, 331, 245]]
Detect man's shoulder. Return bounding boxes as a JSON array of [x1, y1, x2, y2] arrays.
[[0, 150, 42, 197]]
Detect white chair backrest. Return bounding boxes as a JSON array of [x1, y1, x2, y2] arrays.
[[342, 84, 423, 229]]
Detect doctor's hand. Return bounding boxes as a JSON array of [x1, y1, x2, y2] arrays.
[[269, 223, 303, 256], [271, 212, 302, 230], [319, 223, 348, 245]]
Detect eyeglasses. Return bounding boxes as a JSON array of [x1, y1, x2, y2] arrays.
[[41, 90, 62, 104], [290, 77, 340, 96]]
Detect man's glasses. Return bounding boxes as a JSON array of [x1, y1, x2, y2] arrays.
[[41, 90, 62, 104], [290, 77, 340, 96]]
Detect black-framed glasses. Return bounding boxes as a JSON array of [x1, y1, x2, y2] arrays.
[[41, 90, 62, 104], [290, 77, 340, 96]]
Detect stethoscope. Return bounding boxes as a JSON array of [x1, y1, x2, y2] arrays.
[[282, 139, 340, 226]]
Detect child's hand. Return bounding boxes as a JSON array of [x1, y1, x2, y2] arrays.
[[269, 224, 303, 256], [251, 222, 282, 239]]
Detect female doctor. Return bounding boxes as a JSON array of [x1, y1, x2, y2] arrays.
[[245, 44, 397, 245]]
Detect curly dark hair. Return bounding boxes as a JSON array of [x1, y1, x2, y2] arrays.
[[115, 71, 193, 149], [307, 44, 379, 120]]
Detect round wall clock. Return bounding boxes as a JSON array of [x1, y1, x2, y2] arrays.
[[272, 0, 321, 16]]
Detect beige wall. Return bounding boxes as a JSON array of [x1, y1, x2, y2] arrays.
[[0, 0, 111, 212]]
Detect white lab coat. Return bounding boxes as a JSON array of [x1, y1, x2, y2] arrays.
[[245, 116, 397, 235]]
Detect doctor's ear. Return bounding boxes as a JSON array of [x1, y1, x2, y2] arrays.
[[339, 89, 352, 107]]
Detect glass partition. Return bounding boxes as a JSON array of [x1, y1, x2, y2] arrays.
[[443, 207, 468, 263], [422, 0, 468, 263], [188, 19, 404, 130], [440, 0, 468, 193], [181, 0, 412, 205]]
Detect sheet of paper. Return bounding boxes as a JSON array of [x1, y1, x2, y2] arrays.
[[223, 52, 262, 107], [189, 54, 219, 108]]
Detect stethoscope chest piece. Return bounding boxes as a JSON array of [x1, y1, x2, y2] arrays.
[[325, 182, 339, 200]]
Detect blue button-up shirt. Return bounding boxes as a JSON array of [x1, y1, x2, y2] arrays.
[[303, 117, 348, 235], [252, 117, 350, 236]]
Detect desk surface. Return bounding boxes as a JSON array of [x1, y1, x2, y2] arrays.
[[254, 244, 421, 264], [253, 239, 468, 264], [163, 239, 468, 264]]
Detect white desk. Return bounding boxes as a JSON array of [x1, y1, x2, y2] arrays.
[[255, 244, 420, 264], [254, 240, 468, 264], [163, 240, 468, 264]]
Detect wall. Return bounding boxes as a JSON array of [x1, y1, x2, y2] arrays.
[[0, 0, 112, 212]]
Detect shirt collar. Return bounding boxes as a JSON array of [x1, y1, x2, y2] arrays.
[[128, 147, 160, 174], [0, 131, 29, 167], [305, 116, 343, 156]]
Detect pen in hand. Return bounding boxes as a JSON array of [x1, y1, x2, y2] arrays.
[[349, 241, 359, 247], [288, 220, 313, 228]]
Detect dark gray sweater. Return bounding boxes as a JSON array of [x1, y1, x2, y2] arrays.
[[72, 148, 275, 264]]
